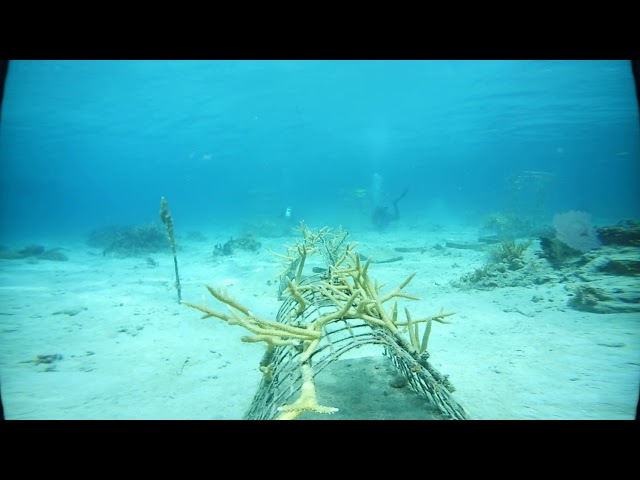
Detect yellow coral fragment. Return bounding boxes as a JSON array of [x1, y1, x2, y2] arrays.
[[275, 364, 338, 420]]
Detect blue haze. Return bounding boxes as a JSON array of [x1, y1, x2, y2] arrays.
[[0, 60, 638, 241]]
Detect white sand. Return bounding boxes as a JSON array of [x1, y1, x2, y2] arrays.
[[1, 226, 638, 420]]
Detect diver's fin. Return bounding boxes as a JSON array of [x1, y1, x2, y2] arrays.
[[392, 188, 409, 219]]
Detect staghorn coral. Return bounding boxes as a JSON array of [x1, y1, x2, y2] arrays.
[[183, 224, 466, 420]]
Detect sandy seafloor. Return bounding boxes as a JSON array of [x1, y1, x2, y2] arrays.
[[1, 225, 639, 420]]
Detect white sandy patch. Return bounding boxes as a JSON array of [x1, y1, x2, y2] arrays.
[[0, 226, 638, 419]]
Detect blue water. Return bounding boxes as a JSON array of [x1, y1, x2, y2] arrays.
[[1, 60, 638, 240]]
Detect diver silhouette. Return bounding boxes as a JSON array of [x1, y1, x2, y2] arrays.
[[372, 188, 408, 231]]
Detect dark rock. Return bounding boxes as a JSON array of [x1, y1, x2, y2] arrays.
[[17, 245, 45, 256], [389, 375, 408, 389], [597, 220, 640, 247], [567, 278, 640, 313]]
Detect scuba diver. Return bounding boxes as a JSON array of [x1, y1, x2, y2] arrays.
[[372, 187, 408, 231], [278, 205, 297, 234]]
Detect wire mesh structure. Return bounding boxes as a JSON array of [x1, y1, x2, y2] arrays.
[[184, 224, 469, 420], [244, 272, 468, 420]]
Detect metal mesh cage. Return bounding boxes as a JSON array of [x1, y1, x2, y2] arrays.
[[184, 225, 469, 420], [244, 271, 468, 420]]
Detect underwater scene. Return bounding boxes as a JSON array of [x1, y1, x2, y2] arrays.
[[0, 59, 638, 420]]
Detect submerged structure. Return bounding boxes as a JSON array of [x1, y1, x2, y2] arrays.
[[184, 224, 468, 420]]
